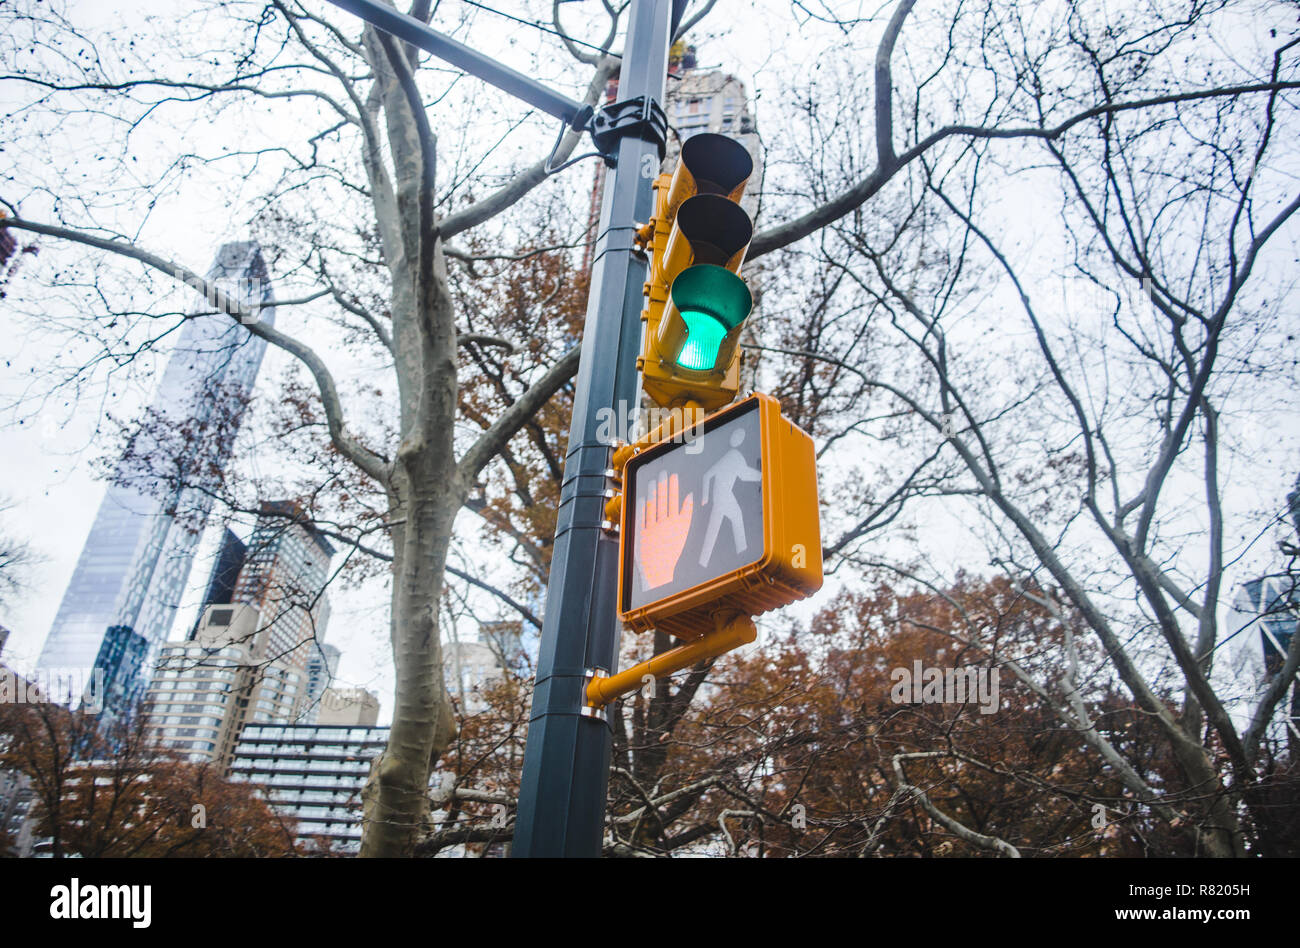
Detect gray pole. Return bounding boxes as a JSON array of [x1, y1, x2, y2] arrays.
[[512, 0, 672, 857], [326, 0, 587, 125]]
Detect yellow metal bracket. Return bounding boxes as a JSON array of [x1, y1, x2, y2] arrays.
[[585, 612, 757, 711], [601, 402, 706, 530]]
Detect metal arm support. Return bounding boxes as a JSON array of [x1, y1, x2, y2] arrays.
[[325, 0, 590, 127], [325, 0, 668, 163], [586, 613, 757, 709]]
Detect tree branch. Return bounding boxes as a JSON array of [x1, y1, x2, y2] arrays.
[[750, 80, 1300, 259], [1, 217, 389, 485], [456, 344, 581, 491]]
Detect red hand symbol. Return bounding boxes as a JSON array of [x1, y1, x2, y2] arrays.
[[636, 471, 694, 590]]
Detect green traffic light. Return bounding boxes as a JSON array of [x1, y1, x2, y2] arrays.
[[668, 265, 752, 371], [677, 309, 727, 370]]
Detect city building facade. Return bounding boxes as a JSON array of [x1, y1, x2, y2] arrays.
[[1235, 576, 1298, 676], [140, 502, 334, 769], [36, 243, 276, 682], [445, 636, 502, 714], [141, 603, 309, 768], [445, 621, 523, 713], [303, 642, 342, 723], [227, 723, 388, 854], [0, 767, 35, 857], [1224, 574, 1299, 748]]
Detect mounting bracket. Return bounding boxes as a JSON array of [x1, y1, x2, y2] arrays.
[[589, 96, 668, 164]]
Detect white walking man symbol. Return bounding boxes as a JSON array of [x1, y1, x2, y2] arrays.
[[698, 427, 762, 567]]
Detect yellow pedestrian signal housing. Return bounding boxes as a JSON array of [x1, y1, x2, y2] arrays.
[[617, 393, 823, 641], [638, 134, 754, 412]]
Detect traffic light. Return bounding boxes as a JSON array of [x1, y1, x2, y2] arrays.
[[638, 133, 754, 412], [585, 392, 822, 713]]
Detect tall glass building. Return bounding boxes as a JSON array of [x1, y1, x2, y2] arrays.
[[1237, 576, 1298, 676], [140, 500, 335, 766], [232, 499, 335, 665], [36, 242, 276, 679], [88, 624, 150, 718]]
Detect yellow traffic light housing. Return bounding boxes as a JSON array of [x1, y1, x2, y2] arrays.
[[638, 134, 755, 412], [586, 138, 824, 716], [616, 392, 823, 641]]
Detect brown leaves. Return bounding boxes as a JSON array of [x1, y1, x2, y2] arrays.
[[453, 233, 587, 589], [604, 576, 1187, 856], [0, 699, 299, 858]]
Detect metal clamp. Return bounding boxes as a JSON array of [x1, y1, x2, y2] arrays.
[[590, 96, 668, 162], [601, 464, 624, 537], [580, 667, 609, 721]]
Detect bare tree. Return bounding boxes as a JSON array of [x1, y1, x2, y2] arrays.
[[0, 497, 40, 612], [752, 0, 1300, 856], [0, 0, 618, 856], [3, 0, 1295, 858]]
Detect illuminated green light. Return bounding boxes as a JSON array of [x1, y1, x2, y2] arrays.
[[668, 265, 752, 371], [677, 309, 728, 370]]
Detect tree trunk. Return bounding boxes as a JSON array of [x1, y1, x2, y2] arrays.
[[360, 466, 459, 856]]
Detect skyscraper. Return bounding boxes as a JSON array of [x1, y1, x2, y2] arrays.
[[232, 500, 335, 666], [1233, 576, 1298, 678], [37, 243, 275, 679], [1224, 574, 1299, 750], [188, 528, 248, 639], [140, 500, 334, 768], [304, 641, 341, 723], [87, 624, 149, 724]]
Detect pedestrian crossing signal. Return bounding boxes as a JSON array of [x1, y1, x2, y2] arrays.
[[618, 393, 822, 640]]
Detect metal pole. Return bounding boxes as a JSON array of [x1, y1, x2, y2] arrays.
[[324, 0, 587, 125], [512, 0, 672, 857]]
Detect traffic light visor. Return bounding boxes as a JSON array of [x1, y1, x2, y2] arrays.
[[668, 265, 751, 371], [664, 134, 755, 219], [665, 195, 752, 279], [680, 134, 753, 199]]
